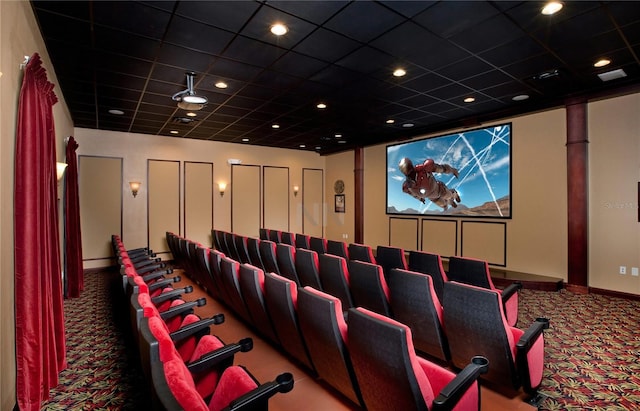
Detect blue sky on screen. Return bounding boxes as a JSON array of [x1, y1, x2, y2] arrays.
[[387, 124, 511, 214]]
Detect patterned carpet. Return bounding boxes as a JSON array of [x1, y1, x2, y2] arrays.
[[39, 272, 640, 410], [518, 289, 640, 410], [41, 271, 147, 410]]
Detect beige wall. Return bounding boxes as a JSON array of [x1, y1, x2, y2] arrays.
[[74, 128, 325, 267], [357, 109, 569, 281], [1, 1, 74, 408], [324, 150, 354, 242], [589, 93, 640, 294]]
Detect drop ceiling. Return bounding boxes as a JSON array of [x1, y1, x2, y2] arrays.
[[31, 1, 640, 154]]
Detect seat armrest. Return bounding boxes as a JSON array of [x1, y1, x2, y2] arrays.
[[159, 298, 208, 321], [136, 262, 166, 275], [432, 356, 489, 410], [169, 314, 225, 343], [500, 282, 522, 302], [148, 278, 177, 293], [224, 372, 295, 411], [516, 318, 549, 352], [187, 338, 253, 374], [142, 268, 175, 283], [151, 286, 193, 305]]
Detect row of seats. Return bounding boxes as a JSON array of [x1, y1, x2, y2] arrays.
[[113, 235, 293, 411], [215, 228, 520, 327], [169, 231, 491, 409], [169, 231, 548, 409]]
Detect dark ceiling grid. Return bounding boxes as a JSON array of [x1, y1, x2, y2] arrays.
[[31, 0, 640, 154]]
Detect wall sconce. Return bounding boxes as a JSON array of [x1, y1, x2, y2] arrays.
[[293, 185, 299, 197], [56, 162, 68, 182], [129, 181, 141, 198], [218, 182, 227, 197]]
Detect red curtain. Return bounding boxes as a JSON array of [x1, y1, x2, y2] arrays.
[[64, 136, 84, 298], [14, 52, 67, 411]]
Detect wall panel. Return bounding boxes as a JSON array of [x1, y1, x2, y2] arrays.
[[302, 168, 324, 237], [232, 164, 261, 237], [461, 221, 506, 266], [421, 219, 457, 257], [389, 217, 419, 251], [185, 161, 213, 246], [263, 166, 289, 232], [79, 156, 122, 262], [148, 160, 180, 255]]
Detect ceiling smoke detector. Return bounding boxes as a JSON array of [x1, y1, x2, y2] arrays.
[[172, 72, 208, 110], [172, 116, 199, 124]]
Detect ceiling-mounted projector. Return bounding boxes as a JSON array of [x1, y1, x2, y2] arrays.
[[172, 72, 208, 111]]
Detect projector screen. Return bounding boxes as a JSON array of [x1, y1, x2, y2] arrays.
[[386, 123, 511, 218]]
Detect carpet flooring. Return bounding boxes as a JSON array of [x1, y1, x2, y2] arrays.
[[40, 271, 640, 410]]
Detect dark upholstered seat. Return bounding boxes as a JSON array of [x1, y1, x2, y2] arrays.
[[348, 307, 488, 411], [446, 256, 521, 327], [318, 253, 354, 311], [233, 235, 251, 265], [294, 248, 323, 290], [219, 257, 252, 323], [375, 245, 408, 278], [295, 233, 311, 250], [263, 273, 315, 371], [326, 239, 349, 259], [237, 264, 279, 345], [442, 281, 548, 395], [297, 287, 363, 407], [347, 260, 392, 317], [408, 251, 449, 302], [281, 231, 296, 246], [275, 243, 301, 286], [388, 268, 450, 363], [347, 243, 376, 263], [309, 236, 327, 255], [258, 240, 280, 275], [246, 237, 266, 272]]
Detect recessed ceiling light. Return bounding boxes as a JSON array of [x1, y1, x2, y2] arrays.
[[242, 138, 249, 142], [272, 124, 280, 129], [186, 112, 197, 117], [463, 97, 475, 103], [215, 81, 228, 89], [108, 109, 124, 115], [334, 134, 342, 138], [541, 1, 563, 15], [386, 119, 395, 124], [402, 123, 414, 128], [512, 94, 530, 101], [315, 146, 321, 150], [170, 130, 179, 134], [316, 103, 327, 109], [338, 140, 347, 144], [393, 68, 406, 77], [594, 58, 611, 68], [299, 144, 306, 148], [270, 23, 288, 36]]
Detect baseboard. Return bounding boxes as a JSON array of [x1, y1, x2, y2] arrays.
[[589, 287, 640, 301], [565, 283, 589, 294]]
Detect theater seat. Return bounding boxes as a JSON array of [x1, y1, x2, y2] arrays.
[[347, 260, 392, 317], [275, 243, 301, 286], [388, 268, 449, 363], [309, 236, 327, 255], [297, 287, 363, 407], [318, 253, 354, 311], [446, 256, 522, 327], [237, 264, 280, 345], [326, 239, 349, 259], [347, 243, 375, 263], [348, 307, 489, 411], [295, 233, 311, 250], [442, 281, 548, 395], [263, 273, 314, 371], [408, 250, 448, 302], [294, 248, 323, 290], [375, 245, 408, 278], [258, 240, 280, 275]]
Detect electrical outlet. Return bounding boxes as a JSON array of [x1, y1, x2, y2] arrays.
[[632, 267, 639, 277], [620, 266, 627, 275]]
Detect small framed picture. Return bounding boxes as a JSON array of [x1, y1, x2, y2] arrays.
[[335, 194, 345, 213]]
